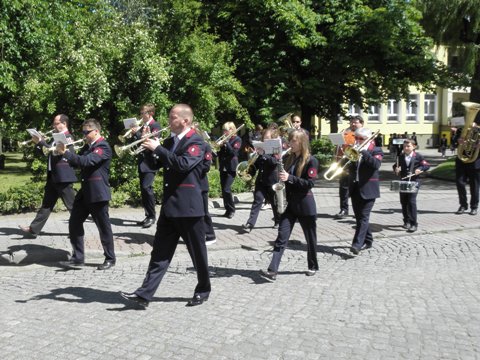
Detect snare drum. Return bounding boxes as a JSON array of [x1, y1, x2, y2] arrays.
[[390, 180, 418, 193]]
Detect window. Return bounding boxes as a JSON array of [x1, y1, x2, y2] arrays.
[[406, 94, 418, 122], [424, 94, 436, 121], [347, 103, 362, 118], [366, 104, 380, 123], [387, 99, 399, 122]]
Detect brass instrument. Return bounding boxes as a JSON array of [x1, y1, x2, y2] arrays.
[[278, 112, 294, 135], [457, 101, 480, 163], [324, 130, 380, 181], [213, 124, 245, 151], [236, 152, 259, 181], [272, 148, 291, 214], [18, 129, 54, 148], [118, 119, 143, 143], [44, 139, 85, 156], [114, 127, 171, 158]]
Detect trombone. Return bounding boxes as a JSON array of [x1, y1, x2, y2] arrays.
[[18, 129, 54, 148], [114, 126, 171, 158], [118, 119, 143, 143], [323, 130, 380, 180], [212, 124, 245, 151], [43, 139, 85, 156]]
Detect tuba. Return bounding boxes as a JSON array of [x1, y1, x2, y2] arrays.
[[324, 130, 380, 180], [457, 102, 480, 163], [236, 152, 259, 181]]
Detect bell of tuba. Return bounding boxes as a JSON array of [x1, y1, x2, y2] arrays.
[[457, 101, 480, 164], [236, 152, 259, 181]]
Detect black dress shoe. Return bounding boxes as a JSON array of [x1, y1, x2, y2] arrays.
[[361, 242, 372, 250], [407, 225, 417, 233], [334, 210, 348, 219], [137, 217, 148, 225], [58, 259, 84, 268], [350, 246, 360, 255], [223, 212, 235, 219], [455, 206, 467, 214], [18, 225, 37, 238], [241, 223, 253, 233], [142, 218, 155, 228], [402, 222, 410, 229], [120, 291, 149, 308], [259, 269, 277, 282], [186, 294, 209, 307], [305, 269, 316, 276], [470, 209, 478, 215], [97, 260, 115, 270]]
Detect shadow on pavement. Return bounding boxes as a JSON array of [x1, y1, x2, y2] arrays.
[[0, 244, 70, 266], [114, 232, 154, 246]]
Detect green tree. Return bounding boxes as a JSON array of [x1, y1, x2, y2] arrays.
[[203, 0, 451, 132]]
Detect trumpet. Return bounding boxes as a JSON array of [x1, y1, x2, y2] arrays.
[[118, 119, 143, 143], [323, 130, 380, 181], [18, 129, 54, 148], [213, 124, 245, 151], [114, 127, 171, 158], [43, 139, 85, 156]]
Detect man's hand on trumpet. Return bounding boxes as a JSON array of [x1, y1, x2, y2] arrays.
[[141, 138, 160, 152], [55, 143, 67, 155]]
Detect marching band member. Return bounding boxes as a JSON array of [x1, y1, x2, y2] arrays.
[[56, 118, 116, 270], [260, 130, 319, 281], [392, 139, 430, 233], [121, 104, 210, 308], [19, 114, 77, 238], [334, 115, 363, 219], [218, 121, 242, 219], [348, 128, 383, 255], [131, 103, 161, 228], [241, 128, 281, 233]]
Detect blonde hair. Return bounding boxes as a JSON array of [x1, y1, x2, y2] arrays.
[[284, 130, 310, 177], [222, 121, 237, 132]]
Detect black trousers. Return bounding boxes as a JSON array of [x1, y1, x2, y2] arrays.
[[139, 171, 156, 219], [456, 164, 480, 210], [351, 189, 375, 250], [135, 214, 211, 301], [30, 178, 75, 234], [220, 170, 236, 214], [338, 174, 350, 213], [400, 191, 419, 226], [246, 183, 279, 227], [202, 191, 216, 240], [268, 209, 318, 273], [69, 198, 115, 263]]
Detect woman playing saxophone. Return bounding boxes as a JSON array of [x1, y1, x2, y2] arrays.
[[260, 129, 319, 281]]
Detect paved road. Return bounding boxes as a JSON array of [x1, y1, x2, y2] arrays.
[[1, 149, 479, 359]]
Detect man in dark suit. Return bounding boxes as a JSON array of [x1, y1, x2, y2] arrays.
[[348, 128, 383, 255], [131, 104, 161, 228], [121, 104, 211, 308], [19, 114, 77, 238], [55, 118, 116, 270]]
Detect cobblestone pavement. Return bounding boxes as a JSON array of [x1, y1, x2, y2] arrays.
[[1, 149, 480, 359]]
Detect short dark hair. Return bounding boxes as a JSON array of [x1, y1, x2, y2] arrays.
[[349, 115, 364, 125], [56, 114, 69, 126], [404, 138, 416, 146]]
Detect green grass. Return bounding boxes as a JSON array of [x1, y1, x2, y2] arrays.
[[429, 158, 455, 181], [0, 153, 32, 192]]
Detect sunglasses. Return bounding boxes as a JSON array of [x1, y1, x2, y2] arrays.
[[355, 136, 366, 140], [82, 129, 95, 135]]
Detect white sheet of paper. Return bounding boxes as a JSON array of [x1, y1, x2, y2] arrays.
[[252, 138, 283, 154], [52, 132, 68, 145], [123, 118, 138, 129], [26, 128, 42, 138], [393, 138, 406, 145], [328, 133, 345, 146], [450, 116, 465, 126]]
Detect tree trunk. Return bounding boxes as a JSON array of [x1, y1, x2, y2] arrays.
[[470, 61, 480, 103]]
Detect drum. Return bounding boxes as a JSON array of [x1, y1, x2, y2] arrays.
[[390, 180, 418, 193]]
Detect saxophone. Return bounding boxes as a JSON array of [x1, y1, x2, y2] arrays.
[[457, 102, 480, 163], [272, 148, 291, 214]]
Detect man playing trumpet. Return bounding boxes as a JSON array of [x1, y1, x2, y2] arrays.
[[19, 114, 77, 238]]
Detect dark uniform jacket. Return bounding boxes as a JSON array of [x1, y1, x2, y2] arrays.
[[393, 151, 430, 182], [63, 137, 112, 203], [35, 131, 78, 184], [154, 129, 205, 218], [133, 119, 161, 173], [252, 153, 279, 187], [284, 155, 318, 216], [200, 142, 213, 192], [348, 146, 384, 200], [218, 135, 241, 172]]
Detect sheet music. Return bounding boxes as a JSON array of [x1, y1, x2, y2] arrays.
[[328, 133, 345, 146], [252, 138, 283, 154], [26, 128, 42, 138], [52, 132, 68, 144], [123, 118, 139, 129]]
